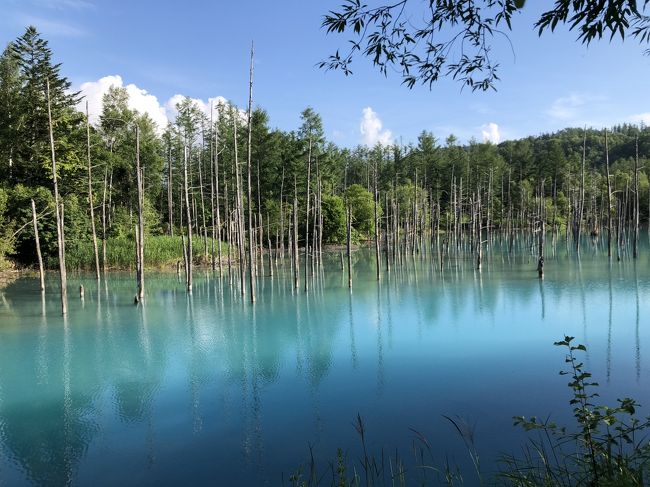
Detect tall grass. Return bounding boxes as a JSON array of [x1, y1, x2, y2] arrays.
[[66, 236, 231, 270]]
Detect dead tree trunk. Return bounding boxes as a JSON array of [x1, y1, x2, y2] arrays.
[[605, 129, 613, 258], [246, 43, 256, 304], [209, 104, 216, 271], [197, 140, 208, 262], [214, 105, 223, 276], [538, 181, 545, 279], [347, 204, 352, 289], [633, 136, 640, 259], [293, 177, 299, 290], [31, 199, 45, 291], [101, 166, 108, 272], [576, 129, 586, 254], [135, 125, 145, 301], [167, 139, 173, 236], [232, 110, 245, 297], [183, 144, 193, 293], [304, 137, 312, 293], [86, 101, 100, 282], [279, 167, 285, 259], [46, 79, 67, 315], [385, 192, 391, 274], [537, 217, 545, 279], [475, 193, 483, 271], [374, 158, 380, 281]]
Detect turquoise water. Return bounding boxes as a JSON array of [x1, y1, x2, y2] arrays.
[[0, 238, 649, 485]]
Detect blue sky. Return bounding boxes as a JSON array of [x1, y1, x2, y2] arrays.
[[1, 0, 649, 146]]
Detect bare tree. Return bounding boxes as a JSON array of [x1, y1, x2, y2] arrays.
[[86, 101, 101, 282], [31, 199, 45, 291], [246, 43, 256, 303], [46, 79, 67, 315]]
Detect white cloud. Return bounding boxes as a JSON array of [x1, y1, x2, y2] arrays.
[[360, 107, 392, 146], [628, 112, 650, 125], [165, 94, 205, 120], [546, 93, 608, 124], [546, 94, 586, 121], [165, 94, 246, 124], [77, 75, 247, 134], [481, 122, 501, 144], [77, 75, 169, 131]]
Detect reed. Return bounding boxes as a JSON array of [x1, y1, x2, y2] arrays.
[[65, 236, 230, 270]]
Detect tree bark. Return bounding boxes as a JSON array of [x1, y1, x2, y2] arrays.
[[46, 79, 67, 315], [135, 125, 145, 300], [304, 137, 312, 293], [374, 157, 380, 281], [232, 109, 245, 297], [633, 136, 640, 259], [604, 129, 613, 258], [576, 128, 586, 254], [293, 177, 299, 290], [246, 43, 256, 303], [85, 101, 101, 282], [183, 143, 193, 293], [347, 204, 352, 289], [31, 199, 45, 291]]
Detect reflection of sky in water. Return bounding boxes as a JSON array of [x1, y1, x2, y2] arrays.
[[0, 242, 648, 485]]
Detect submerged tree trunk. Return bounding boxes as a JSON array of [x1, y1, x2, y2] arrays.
[[538, 183, 545, 279], [101, 166, 108, 273], [135, 125, 145, 301], [374, 158, 380, 281], [304, 137, 312, 293], [576, 129, 586, 254], [86, 101, 101, 282], [605, 129, 612, 258], [233, 109, 245, 298], [347, 204, 352, 289], [293, 177, 299, 290], [167, 140, 173, 236], [214, 105, 223, 276], [183, 144, 193, 293], [633, 136, 640, 259], [246, 43, 256, 304], [46, 79, 67, 315], [31, 199, 45, 291]]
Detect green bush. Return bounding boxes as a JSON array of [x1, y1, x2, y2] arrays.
[[321, 194, 346, 243], [345, 184, 380, 238]]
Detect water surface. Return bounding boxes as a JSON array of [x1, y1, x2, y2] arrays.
[[0, 239, 649, 485]]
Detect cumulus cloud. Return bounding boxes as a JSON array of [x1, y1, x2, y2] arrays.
[[78, 75, 248, 133], [480, 122, 501, 143], [360, 107, 392, 146], [77, 75, 169, 131], [165, 94, 246, 123]]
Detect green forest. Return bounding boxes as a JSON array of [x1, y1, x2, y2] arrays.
[[1, 26, 648, 272]]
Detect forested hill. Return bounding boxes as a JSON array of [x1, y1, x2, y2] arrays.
[[1, 27, 648, 269]]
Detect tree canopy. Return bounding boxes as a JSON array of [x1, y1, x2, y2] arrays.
[[320, 0, 650, 90]]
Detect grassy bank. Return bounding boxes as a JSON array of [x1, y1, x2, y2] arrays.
[[65, 236, 231, 270]]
